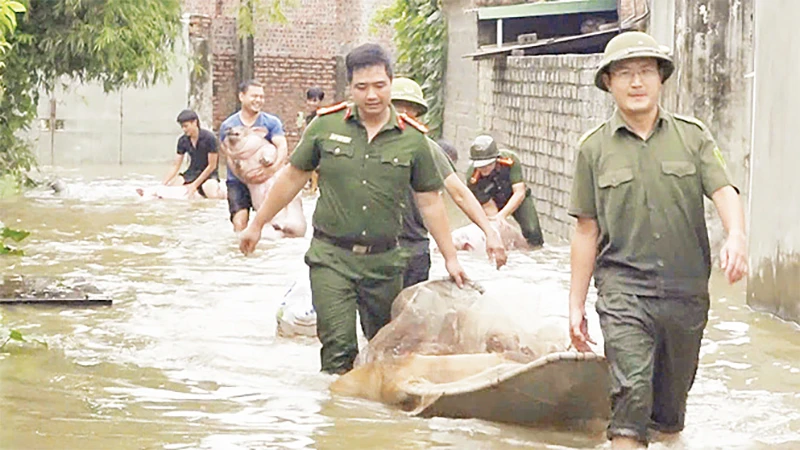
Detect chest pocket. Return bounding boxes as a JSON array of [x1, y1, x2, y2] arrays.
[[320, 140, 354, 158], [597, 168, 634, 188], [597, 167, 635, 215], [661, 161, 696, 178], [378, 151, 413, 187]]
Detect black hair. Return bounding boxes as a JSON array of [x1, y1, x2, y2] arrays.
[[345, 43, 393, 83], [176, 109, 199, 126], [437, 139, 458, 163], [306, 87, 325, 101], [238, 79, 264, 94]]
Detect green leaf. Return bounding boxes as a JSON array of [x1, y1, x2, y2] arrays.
[[8, 2, 26, 14], [9, 329, 25, 342], [0, 246, 24, 256], [2, 227, 29, 242]]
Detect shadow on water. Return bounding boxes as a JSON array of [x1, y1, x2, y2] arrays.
[[0, 165, 798, 449]]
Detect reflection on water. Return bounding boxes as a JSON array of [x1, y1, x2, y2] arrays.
[[1, 165, 799, 450]]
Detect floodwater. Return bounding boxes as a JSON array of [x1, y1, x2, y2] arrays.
[[1, 165, 799, 450]]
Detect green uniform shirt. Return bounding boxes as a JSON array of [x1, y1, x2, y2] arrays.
[[291, 104, 444, 243], [466, 149, 524, 208], [569, 108, 736, 297], [399, 138, 457, 246]]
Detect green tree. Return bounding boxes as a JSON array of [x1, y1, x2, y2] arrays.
[[374, 0, 446, 138], [0, 1, 25, 55], [0, 0, 182, 184]]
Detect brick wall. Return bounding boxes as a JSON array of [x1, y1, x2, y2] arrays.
[[256, 55, 338, 146], [477, 55, 613, 241], [183, 0, 394, 142], [210, 15, 238, 130]]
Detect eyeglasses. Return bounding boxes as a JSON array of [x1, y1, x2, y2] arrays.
[[610, 66, 661, 84]]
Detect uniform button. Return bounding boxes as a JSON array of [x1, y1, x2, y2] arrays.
[[365, 154, 370, 159], [657, 260, 665, 267], [654, 233, 661, 239], [362, 180, 367, 185], [362, 205, 367, 211], [361, 230, 367, 236], [334, 148, 340, 154], [393, 158, 398, 163]]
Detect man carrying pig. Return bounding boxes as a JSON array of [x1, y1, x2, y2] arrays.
[[219, 80, 291, 232]]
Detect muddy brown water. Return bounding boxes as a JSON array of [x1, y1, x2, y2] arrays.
[[1, 165, 798, 450]]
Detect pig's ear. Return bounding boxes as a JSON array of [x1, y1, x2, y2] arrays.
[[251, 127, 269, 138]]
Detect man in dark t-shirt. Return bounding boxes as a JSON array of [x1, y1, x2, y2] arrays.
[[162, 109, 224, 198]]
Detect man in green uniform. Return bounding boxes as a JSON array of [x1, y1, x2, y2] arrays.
[[391, 77, 507, 287], [238, 44, 467, 374], [466, 136, 544, 247], [567, 31, 748, 449]]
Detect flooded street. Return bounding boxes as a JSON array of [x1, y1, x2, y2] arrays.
[[1, 165, 799, 450]]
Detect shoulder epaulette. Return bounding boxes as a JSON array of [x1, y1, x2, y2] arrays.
[[497, 156, 514, 166], [673, 113, 708, 130], [398, 113, 429, 134], [316, 102, 348, 116], [578, 123, 604, 146]]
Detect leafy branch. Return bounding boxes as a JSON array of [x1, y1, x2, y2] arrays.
[[235, 0, 296, 38], [374, 0, 447, 138], [1, 0, 182, 184]]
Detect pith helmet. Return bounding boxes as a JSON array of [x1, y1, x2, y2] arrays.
[[470, 135, 499, 168], [595, 31, 674, 92], [391, 77, 428, 114]]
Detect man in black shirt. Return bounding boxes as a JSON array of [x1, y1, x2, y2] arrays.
[[162, 109, 224, 199]]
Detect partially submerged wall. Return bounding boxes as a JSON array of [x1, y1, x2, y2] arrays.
[[747, 0, 800, 324]]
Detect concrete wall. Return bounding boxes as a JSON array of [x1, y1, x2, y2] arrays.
[[747, 0, 800, 324], [31, 16, 193, 165], [477, 55, 613, 239], [442, 0, 481, 170], [668, 0, 754, 195]]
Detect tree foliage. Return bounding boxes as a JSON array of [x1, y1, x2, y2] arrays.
[[235, 0, 296, 38], [0, 0, 182, 183], [375, 0, 446, 138], [0, 1, 25, 56]]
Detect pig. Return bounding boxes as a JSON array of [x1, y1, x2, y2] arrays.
[[221, 126, 306, 238], [450, 219, 529, 254], [136, 185, 208, 200]]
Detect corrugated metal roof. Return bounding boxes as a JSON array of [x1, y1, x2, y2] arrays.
[[477, 0, 618, 20]]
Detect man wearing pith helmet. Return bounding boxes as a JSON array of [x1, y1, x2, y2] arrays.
[[465, 135, 544, 247], [391, 77, 507, 288], [567, 31, 748, 448]]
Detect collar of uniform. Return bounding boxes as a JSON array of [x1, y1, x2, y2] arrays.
[[346, 104, 403, 132], [609, 107, 669, 137]]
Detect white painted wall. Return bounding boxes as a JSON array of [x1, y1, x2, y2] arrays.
[[30, 16, 193, 166], [747, 0, 800, 323]]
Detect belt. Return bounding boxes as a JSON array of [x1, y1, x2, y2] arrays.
[[313, 229, 398, 255]]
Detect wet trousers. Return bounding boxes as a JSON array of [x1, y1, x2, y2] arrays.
[[511, 193, 543, 247], [596, 292, 709, 444], [305, 239, 405, 374]]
